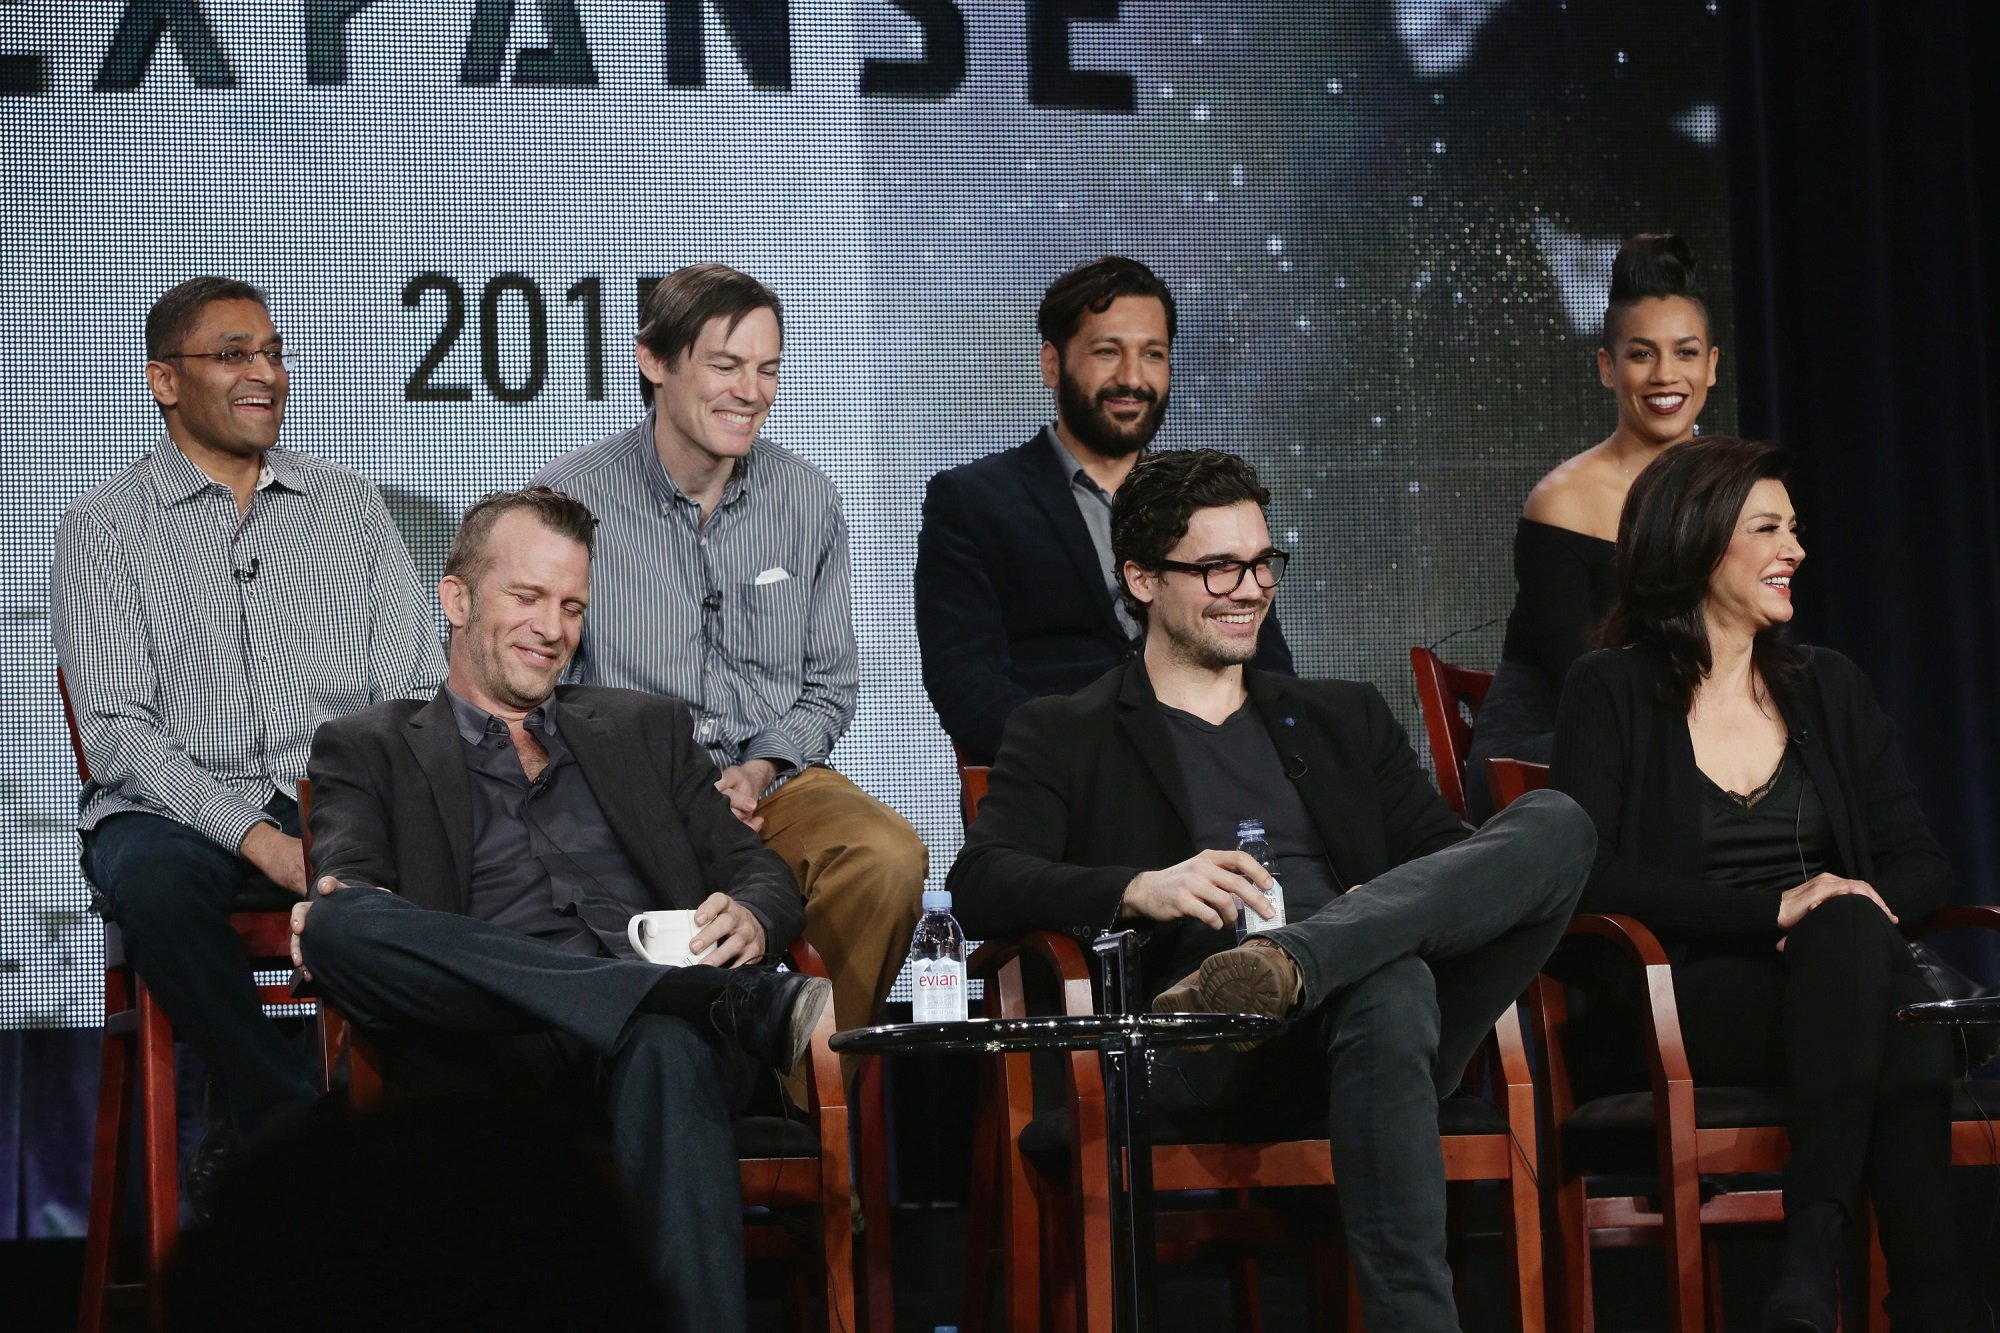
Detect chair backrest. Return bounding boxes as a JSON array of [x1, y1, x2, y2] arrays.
[[951, 740, 991, 827], [1485, 758, 1550, 813], [1408, 646, 1493, 821], [56, 668, 91, 784]]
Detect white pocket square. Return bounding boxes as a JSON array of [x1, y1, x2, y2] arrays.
[[753, 567, 792, 586]]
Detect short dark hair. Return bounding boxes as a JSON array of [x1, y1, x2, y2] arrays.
[[1037, 256, 1177, 352], [443, 487, 598, 588], [1110, 449, 1270, 625], [1597, 436, 1804, 708], [1602, 232, 1708, 347], [146, 277, 270, 361], [635, 263, 783, 405]]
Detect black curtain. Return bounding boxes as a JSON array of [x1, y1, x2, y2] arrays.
[[1724, 1, 2000, 970]]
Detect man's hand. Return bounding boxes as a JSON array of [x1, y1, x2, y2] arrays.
[[714, 760, 778, 833], [690, 890, 767, 968], [240, 822, 309, 896], [1120, 850, 1276, 931], [288, 876, 347, 978], [1776, 872, 1897, 951]]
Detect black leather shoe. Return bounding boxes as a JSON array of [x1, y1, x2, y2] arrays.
[[708, 969, 832, 1075], [181, 1080, 240, 1225]]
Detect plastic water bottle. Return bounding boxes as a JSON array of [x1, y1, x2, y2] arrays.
[[1234, 818, 1286, 940], [908, 889, 969, 1022]]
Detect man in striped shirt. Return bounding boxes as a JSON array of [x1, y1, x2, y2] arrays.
[[52, 277, 444, 1186], [533, 264, 924, 1046]]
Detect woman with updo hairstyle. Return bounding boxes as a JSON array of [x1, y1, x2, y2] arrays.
[[1465, 232, 1718, 821], [1552, 437, 1977, 1331]]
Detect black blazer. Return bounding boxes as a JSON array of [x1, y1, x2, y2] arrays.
[[947, 661, 1467, 991], [914, 429, 1294, 764], [1551, 644, 1953, 942], [307, 686, 806, 949]]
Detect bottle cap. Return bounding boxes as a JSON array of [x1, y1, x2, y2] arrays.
[[922, 889, 952, 913]]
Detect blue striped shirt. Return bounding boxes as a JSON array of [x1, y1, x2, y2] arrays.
[[532, 410, 857, 776], [52, 437, 446, 851]]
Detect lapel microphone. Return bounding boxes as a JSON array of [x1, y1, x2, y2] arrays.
[[232, 557, 261, 584], [1284, 752, 1309, 780]]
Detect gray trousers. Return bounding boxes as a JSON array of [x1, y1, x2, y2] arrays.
[[299, 888, 752, 1332], [1152, 788, 1593, 1332]]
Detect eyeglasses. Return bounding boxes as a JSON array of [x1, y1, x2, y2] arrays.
[[1153, 551, 1289, 596], [159, 346, 294, 370]]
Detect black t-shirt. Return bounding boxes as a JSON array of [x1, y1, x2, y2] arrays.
[[1158, 700, 1343, 923]]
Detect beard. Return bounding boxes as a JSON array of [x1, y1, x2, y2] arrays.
[[1056, 368, 1169, 458]]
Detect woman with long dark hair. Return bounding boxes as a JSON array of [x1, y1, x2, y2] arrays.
[[1466, 232, 1719, 821], [1552, 437, 1975, 1330]]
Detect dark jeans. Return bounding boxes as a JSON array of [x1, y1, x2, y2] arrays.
[[299, 888, 752, 1332], [1674, 896, 1966, 1315], [82, 800, 318, 1137], [1153, 788, 1594, 1332]]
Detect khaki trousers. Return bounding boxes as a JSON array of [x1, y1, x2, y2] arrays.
[[755, 765, 926, 1059]]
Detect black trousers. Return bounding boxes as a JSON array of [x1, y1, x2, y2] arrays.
[[1674, 894, 1962, 1295], [299, 888, 756, 1332], [82, 799, 318, 1137]]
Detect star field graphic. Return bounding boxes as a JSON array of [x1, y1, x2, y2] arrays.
[[0, 1, 1730, 1023]]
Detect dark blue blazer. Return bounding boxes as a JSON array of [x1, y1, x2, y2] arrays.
[[914, 429, 1295, 764]]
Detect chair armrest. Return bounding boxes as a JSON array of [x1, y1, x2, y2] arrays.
[[1906, 905, 2000, 938], [968, 929, 1096, 1017], [1560, 912, 1695, 1090], [785, 938, 848, 1119]]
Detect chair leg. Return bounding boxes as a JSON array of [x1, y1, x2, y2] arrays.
[[78, 972, 132, 1333], [855, 1059, 894, 1333], [1551, 1171, 1594, 1333], [1227, 1188, 1263, 1332], [1505, 1144, 1546, 1333], [136, 982, 178, 1328]]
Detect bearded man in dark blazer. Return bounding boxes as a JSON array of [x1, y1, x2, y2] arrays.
[[915, 257, 1293, 764], [290, 487, 825, 1332], [947, 449, 1593, 1331]]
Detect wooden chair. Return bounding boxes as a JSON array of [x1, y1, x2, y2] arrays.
[[1489, 757, 2000, 1333], [62, 672, 315, 1333], [969, 927, 1548, 1332], [952, 739, 991, 831], [1409, 646, 1493, 822], [297, 779, 861, 1332]]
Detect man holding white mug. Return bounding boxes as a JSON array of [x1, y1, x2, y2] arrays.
[[292, 487, 821, 1330]]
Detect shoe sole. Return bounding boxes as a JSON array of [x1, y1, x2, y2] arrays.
[[784, 976, 834, 1074], [1150, 949, 1291, 1019]]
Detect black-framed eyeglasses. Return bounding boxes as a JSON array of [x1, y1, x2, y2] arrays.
[[1153, 551, 1289, 596], [159, 346, 294, 370]]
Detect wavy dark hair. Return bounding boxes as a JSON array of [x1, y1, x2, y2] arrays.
[[1603, 231, 1708, 347], [1110, 449, 1269, 626], [1597, 436, 1804, 709], [1037, 256, 1177, 351]]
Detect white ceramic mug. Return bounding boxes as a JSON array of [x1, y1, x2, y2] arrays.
[[627, 909, 705, 966]]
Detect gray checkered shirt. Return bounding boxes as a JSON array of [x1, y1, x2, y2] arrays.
[[531, 409, 857, 776], [52, 436, 446, 851]]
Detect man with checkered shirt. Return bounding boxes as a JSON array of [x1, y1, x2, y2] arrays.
[[52, 278, 443, 1202]]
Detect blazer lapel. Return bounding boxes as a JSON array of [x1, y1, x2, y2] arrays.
[[554, 690, 672, 890], [403, 694, 476, 911], [1248, 674, 1369, 890], [1017, 430, 1127, 639], [1114, 663, 1195, 838]]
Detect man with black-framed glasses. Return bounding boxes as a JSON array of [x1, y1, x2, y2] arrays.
[[51, 276, 444, 1212], [948, 448, 1593, 1330]]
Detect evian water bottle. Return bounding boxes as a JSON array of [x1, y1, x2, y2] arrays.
[[1234, 818, 1287, 940], [908, 889, 969, 1022]]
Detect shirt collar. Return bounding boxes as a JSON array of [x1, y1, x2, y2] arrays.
[[636, 404, 756, 513], [444, 686, 563, 748], [1045, 425, 1111, 498], [149, 435, 302, 505]]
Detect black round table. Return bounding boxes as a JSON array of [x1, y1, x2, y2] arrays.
[[1896, 995, 2000, 1025], [832, 1012, 1282, 1333]]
